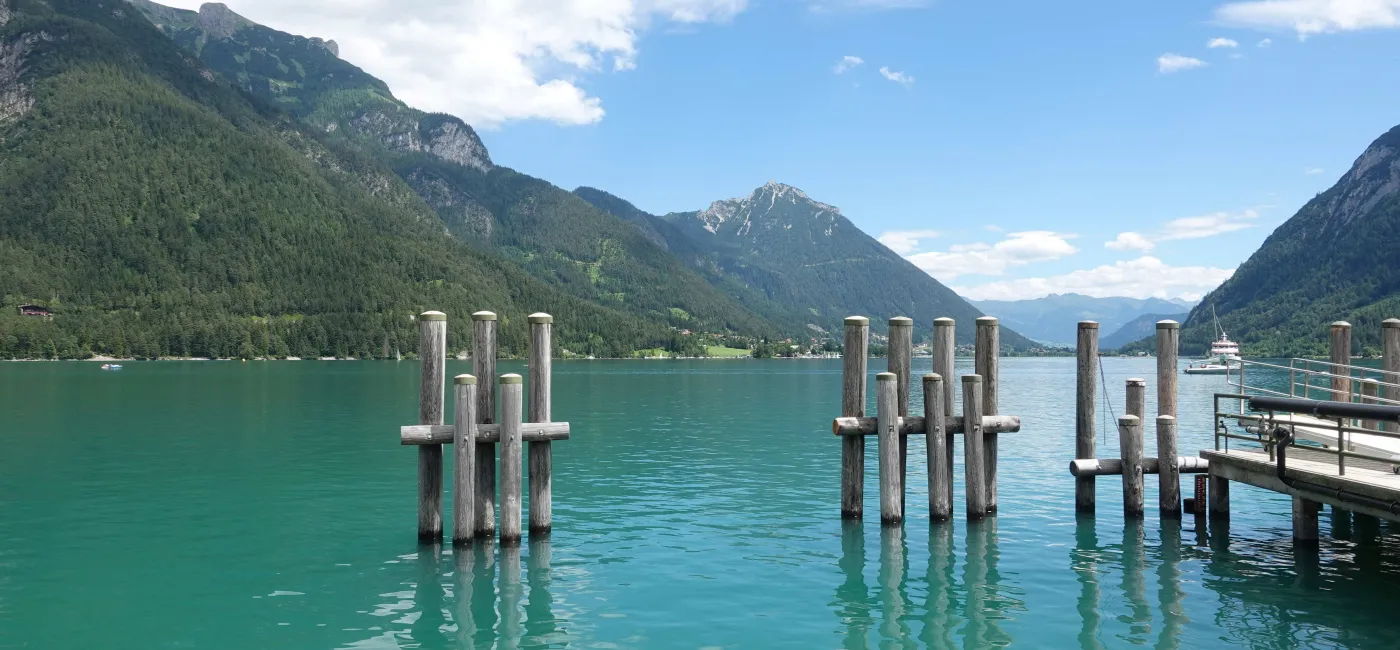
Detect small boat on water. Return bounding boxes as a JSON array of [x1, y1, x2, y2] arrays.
[[1184, 307, 1241, 375], [101, 363, 122, 370]]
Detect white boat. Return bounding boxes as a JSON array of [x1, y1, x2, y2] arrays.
[[100, 363, 122, 370], [1183, 307, 1241, 375]]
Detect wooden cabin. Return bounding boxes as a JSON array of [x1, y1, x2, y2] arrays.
[[18, 305, 51, 318]]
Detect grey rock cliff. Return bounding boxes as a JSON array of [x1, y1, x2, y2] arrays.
[[197, 3, 251, 39]]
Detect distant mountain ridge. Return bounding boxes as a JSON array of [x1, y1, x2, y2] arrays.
[[1101, 313, 1190, 351], [970, 294, 1195, 346]]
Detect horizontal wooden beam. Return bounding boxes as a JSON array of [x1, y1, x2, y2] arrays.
[[1068, 456, 1209, 477], [401, 422, 570, 446], [831, 415, 1021, 437]]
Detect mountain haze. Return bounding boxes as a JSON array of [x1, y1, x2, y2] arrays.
[[971, 294, 1195, 347], [1100, 313, 1190, 351]]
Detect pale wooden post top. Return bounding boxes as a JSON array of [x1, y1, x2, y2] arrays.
[[420, 311, 446, 321], [1156, 320, 1180, 329], [1127, 378, 1146, 386], [889, 317, 913, 327], [845, 316, 869, 326], [1331, 321, 1352, 329], [1157, 415, 1176, 423], [1385, 319, 1400, 328], [877, 372, 897, 381], [1119, 415, 1141, 425], [1079, 321, 1099, 329], [500, 374, 523, 385], [455, 374, 477, 385], [472, 311, 498, 321], [962, 374, 982, 384], [528, 313, 553, 324], [923, 373, 942, 382], [1360, 377, 1380, 385], [934, 317, 955, 326], [977, 316, 998, 325]]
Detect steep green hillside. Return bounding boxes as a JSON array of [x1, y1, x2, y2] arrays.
[[1171, 124, 1400, 358], [0, 0, 693, 359]]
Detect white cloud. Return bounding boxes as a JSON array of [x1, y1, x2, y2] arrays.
[[878, 229, 940, 255], [810, 0, 929, 10], [905, 231, 1078, 281], [879, 66, 915, 86], [833, 55, 864, 74], [1216, 0, 1400, 37], [1105, 232, 1156, 252], [158, 0, 748, 127], [953, 257, 1235, 301], [1305, 167, 1325, 175], [1158, 209, 1259, 240], [1258, 37, 1274, 46], [1158, 53, 1208, 73], [1208, 37, 1241, 47]]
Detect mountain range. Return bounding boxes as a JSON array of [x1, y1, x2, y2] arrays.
[[0, 0, 1029, 359], [969, 294, 1195, 347]]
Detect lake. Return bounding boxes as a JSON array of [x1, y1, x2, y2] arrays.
[[3, 358, 1400, 649]]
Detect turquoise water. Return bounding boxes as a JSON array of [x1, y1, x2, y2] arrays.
[[3, 358, 1400, 649]]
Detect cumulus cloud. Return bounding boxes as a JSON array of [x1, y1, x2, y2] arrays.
[[833, 55, 864, 74], [1158, 53, 1208, 73], [159, 0, 748, 127], [1258, 37, 1274, 46], [879, 66, 915, 86], [952, 257, 1235, 301], [1208, 37, 1241, 47], [1216, 0, 1400, 37], [1105, 232, 1156, 252], [1305, 167, 1325, 175], [877, 229, 940, 255], [905, 231, 1078, 281], [1158, 209, 1259, 240]]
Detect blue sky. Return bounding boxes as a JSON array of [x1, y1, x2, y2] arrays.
[[171, 0, 1400, 301]]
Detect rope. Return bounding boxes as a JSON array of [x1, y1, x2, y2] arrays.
[[1098, 354, 1117, 446]]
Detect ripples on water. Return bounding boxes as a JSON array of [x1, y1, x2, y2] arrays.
[[3, 358, 1400, 649]]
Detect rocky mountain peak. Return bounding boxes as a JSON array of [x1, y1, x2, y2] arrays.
[[693, 181, 844, 237], [0, 0, 12, 28], [197, 3, 251, 39], [1321, 125, 1400, 230]]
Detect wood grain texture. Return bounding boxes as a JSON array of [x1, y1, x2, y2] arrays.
[[1156, 321, 1178, 420], [453, 378, 477, 545], [1118, 415, 1144, 518], [1292, 496, 1320, 544], [1209, 473, 1230, 519], [877, 373, 902, 524], [528, 316, 553, 535], [1126, 378, 1145, 421], [933, 318, 956, 511], [889, 317, 913, 514], [499, 376, 523, 544], [418, 313, 447, 541], [1069, 455, 1207, 477], [963, 375, 986, 519], [402, 422, 571, 445], [1076, 322, 1098, 512], [1156, 415, 1181, 517], [1331, 321, 1352, 402], [841, 317, 869, 520], [472, 314, 498, 538], [1360, 379, 1380, 432], [976, 317, 999, 514], [830, 415, 1022, 436], [925, 374, 951, 522], [1384, 319, 1400, 433]]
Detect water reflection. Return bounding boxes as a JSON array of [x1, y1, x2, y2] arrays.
[[499, 544, 523, 649], [878, 526, 915, 648], [413, 543, 448, 648], [1073, 515, 1105, 650], [964, 518, 1018, 647], [922, 523, 957, 648], [1155, 520, 1187, 650], [525, 538, 565, 647], [1119, 520, 1152, 643], [834, 521, 871, 649]]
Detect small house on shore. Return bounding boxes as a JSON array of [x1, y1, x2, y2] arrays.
[[18, 305, 52, 319]]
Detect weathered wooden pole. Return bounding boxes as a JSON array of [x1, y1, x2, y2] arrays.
[[841, 316, 869, 519], [1126, 378, 1145, 421], [1118, 415, 1145, 518], [499, 373, 524, 544], [1076, 322, 1098, 513], [1385, 319, 1400, 433], [452, 375, 478, 545], [975, 317, 1000, 514], [1292, 496, 1319, 546], [1157, 415, 1180, 518], [1360, 378, 1380, 431], [528, 313, 553, 536], [1331, 321, 1352, 402], [963, 375, 987, 520], [888, 316, 913, 512], [1208, 471, 1230, 520], [418, 311, 447, 542], [924, 374, 951, 522], [933, 317, 956, 507], [1157, 321, 1178, 419], [876, 372, 902, 524], [472, 311, 498, 539]]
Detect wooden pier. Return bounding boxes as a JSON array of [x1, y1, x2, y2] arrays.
[[398, 311, 570, 544], [832, 316, 1024, 524]]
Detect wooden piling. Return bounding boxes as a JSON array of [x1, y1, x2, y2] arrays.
[[418, 311, 447, 542], [499, 374, 524, 544], [933, 318, 956, 510], [924, 374, 951, 522], [975, 317, 1000, 514], [1126, 378, 1145, 421], [1360, 378, 1380, 431], [1330, 321, 1352, 402], [528, 313, 553, 536], [1208, 474, 1230, 520], [1118, 415, 1144, 518], [452, 375, 478, 545], [1292, 496, 1320, 545], [841, 316, 869, 520], [1157, 415, 1180, 518], [472, 311, 498, 539], [1156, 321, 1179, 419], [963, 375, 987, 520], [889, 317, 913, 513], [877, 372, 902, 524], [1076, 322, 1098, 513], [1385, 319, 1400, 433]]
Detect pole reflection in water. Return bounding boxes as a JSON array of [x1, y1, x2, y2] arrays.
[[470, 541, 499, 648], [834, 521, 871, 649], [878, 526, 915, 649], [1073, 515, 1105, 650], [412, 543, 448, 648], [1330, 506, 1352, 540], [499, 543, 524, 649], [921, 522, 957, 649], [962, 518, 1019, 647], [1120, 520, 1152, 643], [452, 544, 478, 648], [1155, 519, 1187, 650], [525, 537, 564, 647]]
